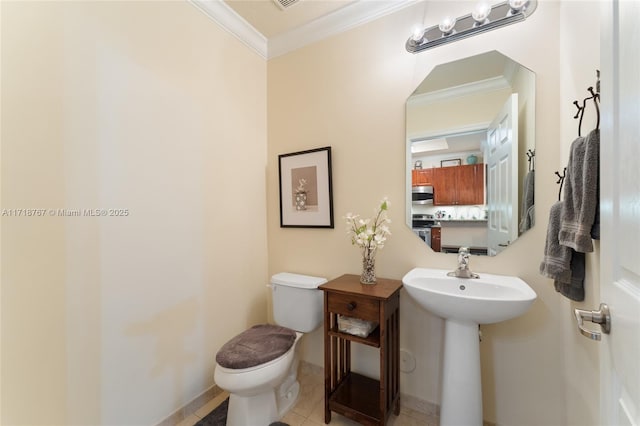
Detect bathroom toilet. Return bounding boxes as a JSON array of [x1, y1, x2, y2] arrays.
[[214, 272, 326, 425]]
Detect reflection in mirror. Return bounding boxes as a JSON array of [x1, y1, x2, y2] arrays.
[[406, 51, 535, 256]]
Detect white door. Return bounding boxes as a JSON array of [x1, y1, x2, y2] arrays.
[[486, 94, 518, 256], [599, 0, 640, 424]]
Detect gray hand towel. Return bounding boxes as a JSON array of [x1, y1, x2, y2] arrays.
[[540, 201, 585, 301], [540, 201, 571, 281], [591, 204, 600, 240], [591, 148, 600, 240], [559, 129, 600, 252], [553, 251, 585, 302], [524, 205, 535, 230], [519, 170, 535, 233]]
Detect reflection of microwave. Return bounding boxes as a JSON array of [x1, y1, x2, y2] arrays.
[[412, 185, 434, 204]]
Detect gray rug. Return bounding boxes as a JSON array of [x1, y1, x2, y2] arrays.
[[194, 398, 289, 426], [195, 398, 228, 426]]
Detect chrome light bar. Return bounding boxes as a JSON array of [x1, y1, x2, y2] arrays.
[[406, 0, 538, 54]]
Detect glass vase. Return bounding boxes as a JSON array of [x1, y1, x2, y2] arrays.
[[360, 256, 376, 285]]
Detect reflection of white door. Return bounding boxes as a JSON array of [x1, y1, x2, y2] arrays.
[[486, 94, 518, 256], [599, 1, 640, 424]]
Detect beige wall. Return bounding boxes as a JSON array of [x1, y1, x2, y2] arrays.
[[406, 88, 511, 138], [559, 2, 601, 425], [268, 1, 600, 425], [1, 2, 267, 425]]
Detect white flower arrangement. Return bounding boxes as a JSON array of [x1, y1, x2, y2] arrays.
[[345, 198, 391, 261], [296, 178, 307, 193]]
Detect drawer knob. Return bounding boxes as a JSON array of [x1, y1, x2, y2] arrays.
[[347, 302, 357, 311]]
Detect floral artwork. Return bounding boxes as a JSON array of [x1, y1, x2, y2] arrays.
[[290, 167, 317, 210], [278, 147, 333, 228]]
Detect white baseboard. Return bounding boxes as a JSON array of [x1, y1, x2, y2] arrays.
[[155, 384, 223, 426], [156, 362, 497, 426], [299, 361, 497, 426]]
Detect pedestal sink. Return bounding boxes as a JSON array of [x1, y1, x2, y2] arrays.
[[402, 267, 536, 426]]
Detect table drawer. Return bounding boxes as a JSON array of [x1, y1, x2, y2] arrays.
[[327, 292, 379, 322]]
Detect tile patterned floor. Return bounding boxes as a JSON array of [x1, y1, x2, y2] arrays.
[[176, 364, 438, 426]]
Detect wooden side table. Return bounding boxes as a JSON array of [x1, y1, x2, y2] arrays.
[[319, 274, 402, 426]]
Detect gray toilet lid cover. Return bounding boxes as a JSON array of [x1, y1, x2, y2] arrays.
[[216, 324, 296, 369]]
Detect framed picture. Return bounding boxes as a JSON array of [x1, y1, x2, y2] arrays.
[[441, 158, 462, 167], [278, 146, 334, 228]]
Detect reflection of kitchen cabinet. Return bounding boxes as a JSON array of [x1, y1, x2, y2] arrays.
[[433, 164, 484, 205], [411, 168, 433, 186], [431, 227, 441, 252]]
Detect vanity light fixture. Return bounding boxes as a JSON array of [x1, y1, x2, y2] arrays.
[[438, 16, 457, 35], [406, 0, 537, 53], [472, 2, 491, 24], [508, 0, 529, 12], [410, 27, 426, 44]]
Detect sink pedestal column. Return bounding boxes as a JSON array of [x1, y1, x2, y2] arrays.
[[440, 319, 482, 426]]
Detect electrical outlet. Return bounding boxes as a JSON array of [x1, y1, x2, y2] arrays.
[[400, 349, 416, 373]]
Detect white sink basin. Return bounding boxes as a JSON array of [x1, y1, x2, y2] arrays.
[[402, 267, 537, 324], [402, 267, 537, 426]]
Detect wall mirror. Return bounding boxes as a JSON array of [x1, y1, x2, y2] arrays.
[[406, 51, 535, 256]]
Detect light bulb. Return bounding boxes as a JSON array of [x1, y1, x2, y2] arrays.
[[472, 2, 491, 24], [508, 0, 528, 12], [410, 27, 426, 44], [438, 16, 457, 34]]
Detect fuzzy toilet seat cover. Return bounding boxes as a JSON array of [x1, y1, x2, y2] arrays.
[[216, 324, 296, 369]]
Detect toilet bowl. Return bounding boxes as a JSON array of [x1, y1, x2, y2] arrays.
[[213, 272, 326, 425], [214, 332, 302, 425]]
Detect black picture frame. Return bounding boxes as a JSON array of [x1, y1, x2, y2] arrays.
[[441, 158, 462, 167], [278, 146, 334, 228]]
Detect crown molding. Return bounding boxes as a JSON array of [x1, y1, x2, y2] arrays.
[[268, 0, 418, 58], [188, 0, 268, 59], [407, 76, 511, 107], [408, 122, 491, 144], [188, 0, 418, 60]]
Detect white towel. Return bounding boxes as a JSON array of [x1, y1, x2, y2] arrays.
[[559, 129, 599, 252]]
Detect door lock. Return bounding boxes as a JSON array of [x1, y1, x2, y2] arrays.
[[574, 303, 611, 341]]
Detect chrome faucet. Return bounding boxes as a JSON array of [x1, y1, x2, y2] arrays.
[[447, 247, 480, 279]]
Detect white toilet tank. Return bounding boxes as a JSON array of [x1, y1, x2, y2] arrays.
[[271, 272, 326, 333]]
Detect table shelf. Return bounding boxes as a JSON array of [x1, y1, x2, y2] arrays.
[[327, 326, 380, 348], [329, 372, 381, 424], [320, 274, 402, 426]]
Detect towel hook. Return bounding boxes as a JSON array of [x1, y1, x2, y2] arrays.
[[573, 70, 601, 136], [588, 86, 600, 131], [526, 149, 535, 172], [573, 100, 585, 136], [555, 167, 567, 201]]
